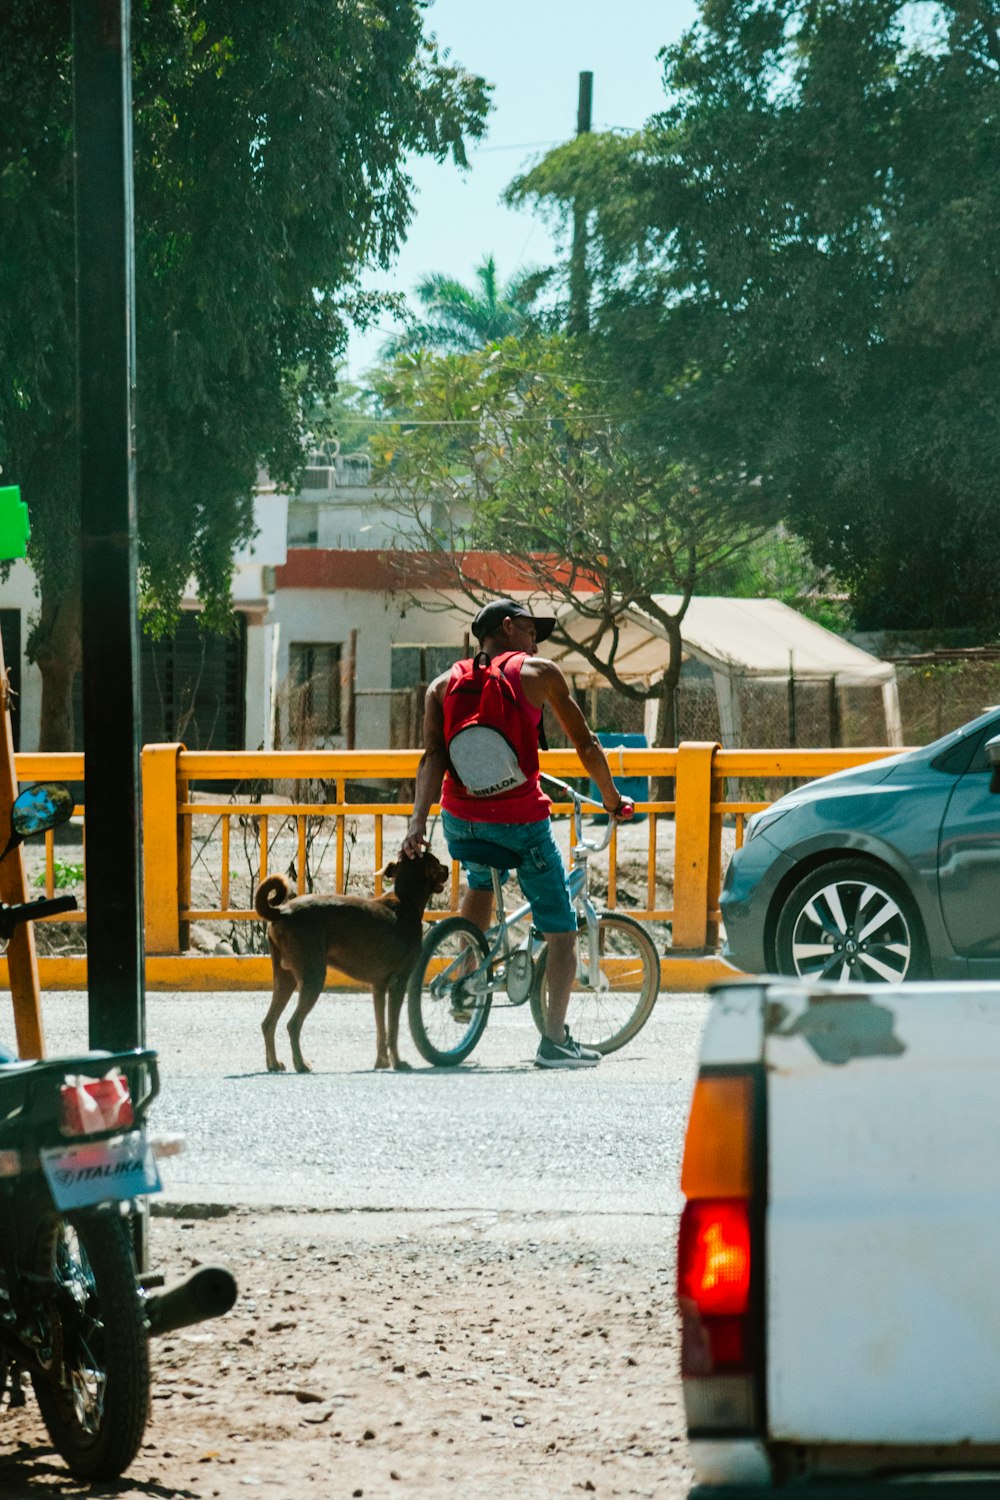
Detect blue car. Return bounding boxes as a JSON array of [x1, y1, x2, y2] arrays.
[[720, 706, 1000, 982]]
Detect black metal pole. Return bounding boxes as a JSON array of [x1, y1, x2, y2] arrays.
[[828, 675, 842, 748], [72, 0, 145, 1051], [568, 71, 593, 337]]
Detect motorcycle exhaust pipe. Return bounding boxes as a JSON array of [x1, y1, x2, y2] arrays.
[[145, 1264, 238, 1337]]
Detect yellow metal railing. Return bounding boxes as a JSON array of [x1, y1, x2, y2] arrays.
[[7, 741, 900, 991]]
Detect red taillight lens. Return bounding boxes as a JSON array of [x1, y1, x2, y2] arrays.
[[60, 1074, 134, 1137], [678, 1198, 754, 1376], [677, 1067, 760, 1424], [678, 1199, 751, 1316]]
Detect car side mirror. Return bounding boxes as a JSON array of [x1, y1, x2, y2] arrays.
[[987, 735, 1000, 793]]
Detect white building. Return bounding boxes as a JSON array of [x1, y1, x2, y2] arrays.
[[0, 455, 899, 753], [0, 490, 287, 753]]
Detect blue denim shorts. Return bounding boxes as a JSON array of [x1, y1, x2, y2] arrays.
[[441, 811, 576, 934]]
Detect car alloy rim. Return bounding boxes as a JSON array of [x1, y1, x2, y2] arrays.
[[790, 878, 911, 983]]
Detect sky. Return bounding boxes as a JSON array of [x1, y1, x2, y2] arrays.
[[344, 0, 699, 379]]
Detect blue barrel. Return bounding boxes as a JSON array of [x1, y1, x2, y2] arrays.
[[589, 732, 648, 822]]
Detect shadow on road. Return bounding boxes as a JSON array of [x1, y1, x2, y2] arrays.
[[222, 1062, 541, 1079], [0, 1442, 197, 1498]]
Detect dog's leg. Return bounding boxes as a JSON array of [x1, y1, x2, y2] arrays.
[[262, 946, 297, 1073], [286, 964, 325, 1073], [387, 973, 411, 1072], [373, 982, 390, 1069]]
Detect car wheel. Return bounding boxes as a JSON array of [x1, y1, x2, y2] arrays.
[[775, 860, 926, 984]]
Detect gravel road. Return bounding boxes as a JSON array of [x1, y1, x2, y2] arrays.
[[1, 988, 711, 1498]]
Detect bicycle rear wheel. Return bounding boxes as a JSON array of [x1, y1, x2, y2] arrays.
[[529, 911, 659, 1054], [407, 917, 493, 1066]]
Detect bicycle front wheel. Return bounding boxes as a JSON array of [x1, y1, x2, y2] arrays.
[[529, 911, 659, 1054], [407, 917, 493, 1067]]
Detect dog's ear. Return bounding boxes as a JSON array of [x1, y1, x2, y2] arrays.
[[382, 860, 398, 882]]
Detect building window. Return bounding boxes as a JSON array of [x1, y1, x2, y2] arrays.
[[289, 643, 342, 743], [70, 610, 248, 751]]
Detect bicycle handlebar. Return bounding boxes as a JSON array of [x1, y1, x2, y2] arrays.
[[540, 772, 603, 810], [540, 772, 635, 817], [539, 773, 635, 853]]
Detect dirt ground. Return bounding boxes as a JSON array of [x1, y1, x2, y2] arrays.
[[0, 1202, 692, 1500]]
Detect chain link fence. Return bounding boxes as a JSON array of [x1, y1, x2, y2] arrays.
[[586, 664, 1000, 751], [894, 661, 1000, 745]]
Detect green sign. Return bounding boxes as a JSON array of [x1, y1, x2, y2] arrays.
[[0, 485, 29, 561]]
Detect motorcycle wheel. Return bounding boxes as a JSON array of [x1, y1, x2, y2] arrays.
[[30, 1210, 149, 1480]]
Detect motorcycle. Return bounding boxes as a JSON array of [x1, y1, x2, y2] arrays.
[[0, 781, 237, 1479]]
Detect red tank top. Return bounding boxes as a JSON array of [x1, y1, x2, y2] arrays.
[[441, 651, 551, 823]]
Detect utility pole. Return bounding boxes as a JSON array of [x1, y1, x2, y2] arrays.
[[73, 0, 145, 1052], [568, 70, 593, 337]]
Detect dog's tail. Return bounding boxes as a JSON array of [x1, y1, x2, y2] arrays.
[[254, 874, 293, 919]]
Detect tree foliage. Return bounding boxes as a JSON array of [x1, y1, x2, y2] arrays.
[[372, 337, 769, 719], [382, 254, 546, 356], [302, 371, 386, 462], [0, 2, 489, 746], [508, 0, 1000, 636]]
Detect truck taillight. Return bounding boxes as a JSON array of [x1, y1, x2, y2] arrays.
[[678, 1199, 751, 1316], [678, 1069, 762, 1433], [60, 1073, 134, 1137]]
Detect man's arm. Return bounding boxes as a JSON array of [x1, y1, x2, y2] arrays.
[[401, 676, 449, 858], [531, 661, 630, 814]]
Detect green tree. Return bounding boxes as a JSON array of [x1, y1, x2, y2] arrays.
[[303, 372, 385, 462], [508, 1, 1000, 637], [705, 526, 851, 633], [383, 255, 545, 355], [0, 3, 489, 748], [372, 337, 769, 737]]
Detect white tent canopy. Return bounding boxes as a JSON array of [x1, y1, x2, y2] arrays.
[[542, 595, 902, 747]]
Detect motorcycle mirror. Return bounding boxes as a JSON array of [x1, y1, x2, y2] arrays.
[[0, 782, 75, 862]]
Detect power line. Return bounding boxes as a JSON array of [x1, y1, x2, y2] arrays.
[[469, 124, 640, 155], [360, 411, 623, 427]]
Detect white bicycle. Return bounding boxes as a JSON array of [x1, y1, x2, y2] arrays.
[[407, 776, 660, 1066]]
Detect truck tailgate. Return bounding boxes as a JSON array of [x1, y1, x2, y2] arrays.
[[765, 983, 1000, 1444]]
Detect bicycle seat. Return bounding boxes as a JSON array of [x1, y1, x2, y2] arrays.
[[448, 838, 523, 870]]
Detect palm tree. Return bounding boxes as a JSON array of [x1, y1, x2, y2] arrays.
[[384, 255, 545, 356]]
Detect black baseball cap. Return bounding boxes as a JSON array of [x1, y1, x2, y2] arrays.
[[471, 597, 556, 644]]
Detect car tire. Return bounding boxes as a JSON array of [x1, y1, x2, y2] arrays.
[[775, 859, 927, 984]]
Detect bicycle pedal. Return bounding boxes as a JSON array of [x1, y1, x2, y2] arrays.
[[450, 1006, 473, 1024]]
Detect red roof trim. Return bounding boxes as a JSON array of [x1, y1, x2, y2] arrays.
[[275, 550, 600, 593]]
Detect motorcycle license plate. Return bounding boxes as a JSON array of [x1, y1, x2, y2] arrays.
[[40, 1131, 161, 1211]]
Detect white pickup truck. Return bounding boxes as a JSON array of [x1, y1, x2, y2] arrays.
[[678, 977, 1000, 1488]]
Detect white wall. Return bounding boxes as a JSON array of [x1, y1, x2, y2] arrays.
[[267, 587, 468, 748], [0, 558, 42, 750], [0, 493, 289, 752], [286, 485, 471, 553], [231, 495, 288, 611]]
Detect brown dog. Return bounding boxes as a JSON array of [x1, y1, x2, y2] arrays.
[[254, 849, 449, 1073]]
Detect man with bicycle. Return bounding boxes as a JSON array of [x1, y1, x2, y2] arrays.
[[401, 597, 634, 1069]]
